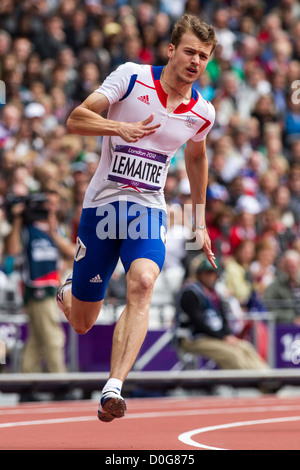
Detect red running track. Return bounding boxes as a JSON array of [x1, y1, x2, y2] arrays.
[[0, 394, 300, 450]]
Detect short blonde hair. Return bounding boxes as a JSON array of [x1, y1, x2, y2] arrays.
[[171, 14, 217, 54]]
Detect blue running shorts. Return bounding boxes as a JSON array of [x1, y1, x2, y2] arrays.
[[71, 201, 167, 302]]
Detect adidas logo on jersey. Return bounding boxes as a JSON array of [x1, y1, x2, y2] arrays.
[[137, 95, 150, 105], [89, 274, 102, 283]]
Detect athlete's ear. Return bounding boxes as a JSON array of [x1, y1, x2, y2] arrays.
[[168, 43, 175, 59]]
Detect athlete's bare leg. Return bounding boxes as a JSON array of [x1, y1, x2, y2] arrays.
[[61, 290, 103, 335], [59, 257, 160, 422], [109, 258, 160, 381], [60, 257, 159, 377]]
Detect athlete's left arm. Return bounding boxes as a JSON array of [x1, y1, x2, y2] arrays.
[[184, 137, 217, 269]]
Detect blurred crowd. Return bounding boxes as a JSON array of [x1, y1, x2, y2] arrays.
[[0, 0, 300, 327]]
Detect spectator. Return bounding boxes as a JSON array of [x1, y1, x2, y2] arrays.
[[272, 185, 300, 231], [212, 8, 237, 61], [258, 12, 283, 51], [251, 94, 279, 138], [289, 138, 300, 165], [65, 8, 90, 53], [75, 61, 101, 102], [136, 2, 156, 32], [264, 250, 300, 324], [205, 181, 228, 227], [33, 15, 66, 60], [205, 43, 225, 86], [208, 205, 235, 261], [226, 175, 245, 207], [160, 0, 185, 21], [238, 61, 272, 121], [224, 239, 256, 308], [285, 92, 300, 139], [164, 172, 180, 205], [211, 134, 245, 183], [102, 21, 124, 70], [4, 189, 75, 373], [273, 0, 300, 30], [264, 130, 289, 180], [154, 12, 171, 42], [23, 53, 44, 91], [265, 37, 293, 77], [258, 206, 296, 255], [0, 103, 22, 149], [250, 239, 277, 297], [82, 29, 111, 82], [270, 69, 288, 117], [208, 151, 228, 186], [216, 71, 244, 127], [245, 117, 262, 151], [256, 169, 279, 211], [12, 37, 32, 74], [176, 253, 269, 370], [139, 24, 158, 64], [288, 164, 300, 215], [232, 35, 261, 73], [193, 70, 215, 102], [239, 150, 267, 196], [0, 29, 11, 62], [229, 195, 261, 251]]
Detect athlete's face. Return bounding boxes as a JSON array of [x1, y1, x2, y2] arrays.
[[168, 32, 213, 85]]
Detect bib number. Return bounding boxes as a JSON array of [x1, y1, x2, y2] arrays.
[[108, 145, 167, 191]]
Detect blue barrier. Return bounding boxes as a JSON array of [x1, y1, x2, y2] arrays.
[[1, 312, 300, 373]]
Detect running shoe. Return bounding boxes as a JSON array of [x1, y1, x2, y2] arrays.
[[97, 390, 127, 423], [56, 273, 72, 313]]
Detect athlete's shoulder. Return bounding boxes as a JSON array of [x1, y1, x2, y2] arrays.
[[115, 62, 150, 77], [194, 90, 215, 121], [190, 91, 216, 142], [116, 62, 142, 74], [96, 62, 147, 103]]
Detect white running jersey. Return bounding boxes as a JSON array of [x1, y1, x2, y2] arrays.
[[83, 62, 215, 211]]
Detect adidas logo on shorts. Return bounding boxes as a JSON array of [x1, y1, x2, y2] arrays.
[[89, 274, 102, 283], [137, 95, 150, 105]]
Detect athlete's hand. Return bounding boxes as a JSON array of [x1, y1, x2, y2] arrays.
[[118, 113, 161, 143], [194, 227, 217, 269]]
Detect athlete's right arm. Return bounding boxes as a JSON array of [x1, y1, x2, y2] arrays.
[[66, 92, 160, 143]]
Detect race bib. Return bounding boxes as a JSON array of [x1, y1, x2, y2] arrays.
[[108, 145, 167, 191]]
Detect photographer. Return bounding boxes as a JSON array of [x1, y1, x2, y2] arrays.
[[5, 189, 75, 373]]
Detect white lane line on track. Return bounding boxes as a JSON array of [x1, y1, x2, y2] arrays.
[[1, 403, 300, 417], [0, 416, 95, 428], [0, 396, 298, 415], [178, 416, 300, 450], [1, 405, 300, 428]]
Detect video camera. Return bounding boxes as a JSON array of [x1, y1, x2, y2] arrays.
[[5, 193, 49, 225]]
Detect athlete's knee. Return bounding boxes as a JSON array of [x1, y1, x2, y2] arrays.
[[70, 316, 93, 335], [128, 272, 156, 298], [72, 323, 90, 335], [68, 300, 103, 335], [139, 272, 156, 292]]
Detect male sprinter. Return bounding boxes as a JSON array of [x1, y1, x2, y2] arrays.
[[57, 14, 217, 422]]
